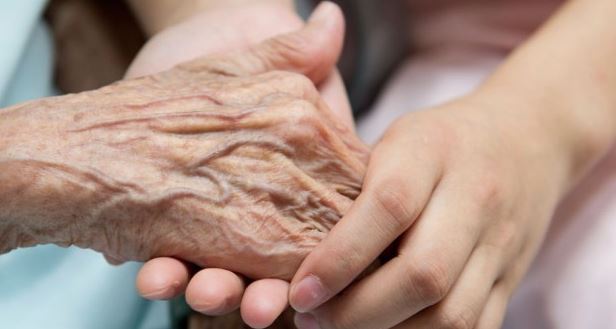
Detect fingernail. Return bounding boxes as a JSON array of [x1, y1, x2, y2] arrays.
[[308, 1, 337, 24], [294, 313, 321, 329], [290, 275, 327, 312]]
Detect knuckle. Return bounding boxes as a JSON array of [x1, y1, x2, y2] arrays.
[[403, 259, 451, 304], [436, 308, 477, 329], [495, 220, 518, 249], [324, 241, 365, 280], [289, 99, 323, 127], [370, 179, 418, 233], [471, 172, 505, 212], [275, 70, 320, 101], [276, 98, 318, 123], [286, 71, 317, 90], [481, 219, 519, 255], [278, 99, 330, 146]]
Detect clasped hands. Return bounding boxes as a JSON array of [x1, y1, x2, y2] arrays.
[[0, 3, 571, 329], [129, 3, 570, 329]]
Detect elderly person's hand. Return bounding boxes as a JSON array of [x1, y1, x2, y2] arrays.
[[127, 2, 354, 327], [0, 0, 366, 306]]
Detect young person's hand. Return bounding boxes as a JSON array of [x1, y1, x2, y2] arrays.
[[289, 90, 570, 329], [288, 0, 616, 327]]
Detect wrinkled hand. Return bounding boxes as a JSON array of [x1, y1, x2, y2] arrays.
[[0, 0, 366, 302], [128, 3, 355, 327], [288, 91, 573, 329]]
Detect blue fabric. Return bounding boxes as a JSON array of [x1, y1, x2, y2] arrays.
[[0, 1, 170, 328], [0, 0, 50, 105]]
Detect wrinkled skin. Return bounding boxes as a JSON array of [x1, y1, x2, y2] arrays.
[[0, 55, 368, 280], [126, 5, 358, 328]]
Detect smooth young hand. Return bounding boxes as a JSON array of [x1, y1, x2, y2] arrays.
[[287, 85, 581, 328], [289, 0, 616, 327]]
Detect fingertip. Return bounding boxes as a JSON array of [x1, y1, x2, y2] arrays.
[[289, 274, 329, 313], [137, 257, 190, 300], [241, 279, 289, 329], [304, 1, 345, 83], [185, 268, 244, 316], [308, 1, 343, 30]]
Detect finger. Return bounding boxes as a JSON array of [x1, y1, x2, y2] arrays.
[[309, 172, 489, 329], [392, 245, 501, 329], [240, 279, 290, 329], [137, 257, 191, 300], [473, 243, 536, 329], [318, 70, 354, 130], [125, 4, 305, 78], [475, 284, 510, 329], [184, 1, 345, 85], [289, 126, 445, 313], [185, 268, 245, 316]]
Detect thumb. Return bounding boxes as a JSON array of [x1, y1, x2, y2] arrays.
[[185, 1, 345, 85]]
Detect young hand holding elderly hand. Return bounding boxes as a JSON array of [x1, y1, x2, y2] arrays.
[[291, 1, 616, 329], [132, 1, 616, 329], [3, 0, 607, 328]]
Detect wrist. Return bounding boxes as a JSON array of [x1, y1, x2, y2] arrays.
[[476, 0, 616, 189], [0, 161, 51, 252], [470, 78, 611, 194], [0, 104, 81, 251], [0, 161, 25, 253], [487, 66, 614, 158]]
